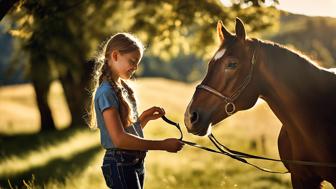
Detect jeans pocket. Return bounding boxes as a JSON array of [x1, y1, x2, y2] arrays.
[[101, 164, 113, 188]]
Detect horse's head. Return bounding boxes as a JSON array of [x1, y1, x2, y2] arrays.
[[184, 18, 260, 136]]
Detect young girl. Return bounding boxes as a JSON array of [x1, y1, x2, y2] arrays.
[[89, 33, 184, 189]]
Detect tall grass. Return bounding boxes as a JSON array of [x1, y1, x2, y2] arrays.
[[0, 79, 333, 188]]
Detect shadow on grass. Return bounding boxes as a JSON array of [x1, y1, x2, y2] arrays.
[[0, 126, 86, 158], [0, 143, 101, 189]]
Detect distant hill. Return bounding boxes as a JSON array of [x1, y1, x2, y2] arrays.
[[267, 11, 336, 68]]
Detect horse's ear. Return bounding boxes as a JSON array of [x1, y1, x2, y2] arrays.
[[235, 17, 246, 40], [217, 20, 233, 42]]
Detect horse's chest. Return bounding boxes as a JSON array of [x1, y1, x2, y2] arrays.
[[283, 126, 336, 160]]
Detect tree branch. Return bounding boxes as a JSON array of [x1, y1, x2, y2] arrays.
[[0, 0, 19, 21]]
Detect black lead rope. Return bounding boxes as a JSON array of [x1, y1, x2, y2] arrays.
[[161, 115, 336, 172], [161, 115, 289, 174], [161, 115, 183, 140], [161, 115, 229, 154]]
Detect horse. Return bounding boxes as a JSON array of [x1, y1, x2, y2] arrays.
[[184, 18, 336, 188]]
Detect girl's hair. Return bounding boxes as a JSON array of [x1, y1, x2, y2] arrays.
[[88, 33, 144, 129]]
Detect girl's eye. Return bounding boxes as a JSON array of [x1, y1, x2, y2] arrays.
[[129, 60, 137, 65]]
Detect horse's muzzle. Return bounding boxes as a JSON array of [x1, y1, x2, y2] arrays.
[[185, 111, 210, 136]]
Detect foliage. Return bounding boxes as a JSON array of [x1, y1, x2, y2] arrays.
[[130, 0, 279, 59], [1, 0, 279, 130], [2, 0, 280, 83]]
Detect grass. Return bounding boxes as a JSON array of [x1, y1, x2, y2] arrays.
[[0, 78, 333, 189]]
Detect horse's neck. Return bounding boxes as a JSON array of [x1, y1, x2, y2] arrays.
[[257, 42, 336, 127]]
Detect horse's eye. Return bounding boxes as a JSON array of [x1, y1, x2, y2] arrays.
[[227, 62, 237, 69]]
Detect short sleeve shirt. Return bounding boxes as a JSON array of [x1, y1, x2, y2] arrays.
[[94, 81, 144, 149]]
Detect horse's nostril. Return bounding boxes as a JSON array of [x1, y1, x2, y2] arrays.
[[190, 112, 199, 124]]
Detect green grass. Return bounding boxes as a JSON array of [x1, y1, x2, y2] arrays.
[[0, 78, 333, 189]]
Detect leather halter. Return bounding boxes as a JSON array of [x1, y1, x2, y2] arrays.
[[197, 49, 256, 115]]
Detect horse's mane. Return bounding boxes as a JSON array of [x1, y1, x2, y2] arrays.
[[251, 38, 336, 82], [253, 38, 323, 69]]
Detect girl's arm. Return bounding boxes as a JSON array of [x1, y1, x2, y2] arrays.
[[103, 107, 182, 152]]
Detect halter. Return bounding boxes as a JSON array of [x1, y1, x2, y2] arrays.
[[197, 49, 256, 115]]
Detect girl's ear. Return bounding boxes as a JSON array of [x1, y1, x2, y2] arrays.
[[111, 50, 118, 62]]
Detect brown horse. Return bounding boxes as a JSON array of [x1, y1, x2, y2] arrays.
[[184, 18, 336, 188]]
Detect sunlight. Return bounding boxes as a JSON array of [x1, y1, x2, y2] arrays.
[[1, 78, 291, 188], [0, 131, 100, 177]]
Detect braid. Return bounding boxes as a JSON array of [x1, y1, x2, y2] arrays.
[[88, 59, 105, 129], [100, 61, 134, 127], [120, 80, 138, 121], [98, 60, 107, 84]]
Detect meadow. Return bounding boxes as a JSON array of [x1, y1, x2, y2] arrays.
[[0, 78, 333, 189]]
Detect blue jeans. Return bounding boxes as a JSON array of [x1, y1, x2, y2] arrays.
[[101, 149, 146, 189]]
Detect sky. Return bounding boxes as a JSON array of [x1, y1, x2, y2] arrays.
[[221, 0, 336, 18], [276, 0, 336, 18]]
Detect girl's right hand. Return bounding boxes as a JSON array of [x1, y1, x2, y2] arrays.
[[162, 138, 184, 153]]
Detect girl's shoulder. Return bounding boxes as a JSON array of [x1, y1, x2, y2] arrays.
[[95, 81, 117, 99]]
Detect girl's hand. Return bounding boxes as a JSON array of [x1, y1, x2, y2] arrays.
[[139, 106, 165, 127], [161, 138, 184, 153]]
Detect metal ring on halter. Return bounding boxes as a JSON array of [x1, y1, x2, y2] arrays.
[[225, 102, 236, 115]]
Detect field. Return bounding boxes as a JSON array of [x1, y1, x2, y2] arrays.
[[0, 78, 333, 189]]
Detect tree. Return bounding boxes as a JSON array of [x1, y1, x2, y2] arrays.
[[3, 0, 279, 132], [0, 0, 18, 21]]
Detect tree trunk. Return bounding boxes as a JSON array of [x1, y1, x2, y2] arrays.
[[30, 44, 56, 131], [59, 60, 94, 127]]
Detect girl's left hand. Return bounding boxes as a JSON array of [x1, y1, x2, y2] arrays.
[[139, 106, 165, 126]]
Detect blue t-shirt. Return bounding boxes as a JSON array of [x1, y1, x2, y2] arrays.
[[94, 81, 144, 149]]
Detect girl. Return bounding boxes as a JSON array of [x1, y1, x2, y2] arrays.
[[89, 33, 184, 189]]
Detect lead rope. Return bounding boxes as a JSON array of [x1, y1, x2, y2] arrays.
[[162, 115, 336, 171], [161, 115, 289, 174]]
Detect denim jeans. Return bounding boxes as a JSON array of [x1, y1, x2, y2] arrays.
[[101, 149, 146, 189]]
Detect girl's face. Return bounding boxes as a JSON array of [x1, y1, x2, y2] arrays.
[[108, 50, 141, 80]]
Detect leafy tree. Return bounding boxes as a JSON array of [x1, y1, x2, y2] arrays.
[[2, 0, 279, 132]]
